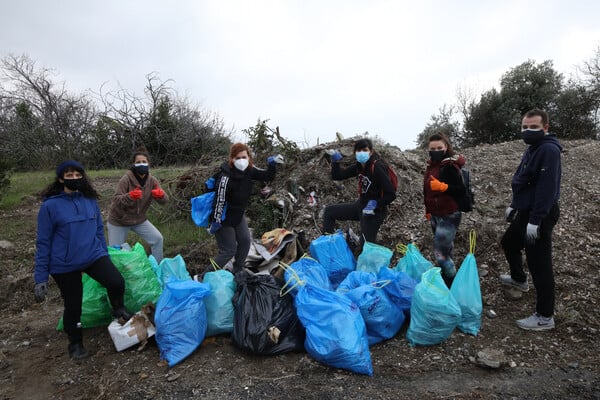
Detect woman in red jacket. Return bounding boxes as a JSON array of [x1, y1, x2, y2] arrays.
[[423, 132, 466, 287]]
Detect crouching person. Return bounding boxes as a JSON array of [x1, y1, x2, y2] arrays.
[[33, 160, 132, 360]]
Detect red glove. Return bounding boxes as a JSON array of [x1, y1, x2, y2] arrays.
[[128, 186, 143, 200], [151, 184, 165, 199], [429, 176, 448, 192], [425, 213, 431, 221]]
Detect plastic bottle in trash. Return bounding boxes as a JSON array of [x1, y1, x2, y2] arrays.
[[120, 243, 132, 251]]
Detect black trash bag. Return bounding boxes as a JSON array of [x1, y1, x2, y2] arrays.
[[232, 272, 305, 355]]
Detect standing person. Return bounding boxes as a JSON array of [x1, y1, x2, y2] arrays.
[[323, 138, 397, 246], [207, 143, 283, 274], [33, 160, 132, 360], [423, 132, 467, 287], [500, 109, 561, 331], [107, 146, 168, 262]]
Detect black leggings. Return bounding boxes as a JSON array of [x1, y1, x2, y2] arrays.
[[52, 256, 125, 343], [323, 200, 388, 244]]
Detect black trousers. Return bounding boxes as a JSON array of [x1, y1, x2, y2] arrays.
[[500, 203, 560, 317], [52, 256, 125, 343], [322, 200, 388, 244]]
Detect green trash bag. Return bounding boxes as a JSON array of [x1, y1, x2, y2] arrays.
[[108, 243, 162, 314], [56, 273, 113, 330]]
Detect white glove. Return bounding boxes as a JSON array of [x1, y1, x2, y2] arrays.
[[505, 206, 517, 222], [526, 223, 539, 244]]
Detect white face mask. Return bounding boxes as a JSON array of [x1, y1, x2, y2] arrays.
[[234, 158, 249, 171]]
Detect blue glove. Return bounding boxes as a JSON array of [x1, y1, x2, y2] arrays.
[[208, 221, 222, 235], [267, 154, 284, 166], [205, 177, 215, 191], [330, 150, 342, 162], [34, 282, 48, 302], [362, 200, 378, 215], [525, 223, 539, 244]]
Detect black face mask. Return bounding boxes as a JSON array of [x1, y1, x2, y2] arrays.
[[63, 178, 85, 191], [429, 150, 446, 162], [520, 129, 545, 145], [133, 165, 149, 175]]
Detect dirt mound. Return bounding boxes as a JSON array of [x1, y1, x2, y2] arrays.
[[1, 138, 599, 400]]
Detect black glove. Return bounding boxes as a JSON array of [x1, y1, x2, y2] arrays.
[[34, 282, 48, 302]]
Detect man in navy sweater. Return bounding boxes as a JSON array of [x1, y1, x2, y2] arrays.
[[500, 109, 562, 331]]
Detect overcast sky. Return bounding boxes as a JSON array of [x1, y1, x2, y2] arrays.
[[1, 1, 599, 150]]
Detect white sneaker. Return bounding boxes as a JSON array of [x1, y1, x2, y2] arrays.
[[499, 274, 529, 292], [516, 313, 555, 331]]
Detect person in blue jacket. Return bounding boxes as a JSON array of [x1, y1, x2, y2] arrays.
[[33, 160, 132, 359], [499, 109, 562, 331], [206, 143, 283, 274]]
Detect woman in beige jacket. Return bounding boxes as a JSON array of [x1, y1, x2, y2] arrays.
[[107, 147, 169, 262]]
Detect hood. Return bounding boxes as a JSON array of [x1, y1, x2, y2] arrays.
[[534, 133, 563, 152]]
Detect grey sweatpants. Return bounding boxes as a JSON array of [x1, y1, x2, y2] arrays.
[[107, 220, 164, 263]]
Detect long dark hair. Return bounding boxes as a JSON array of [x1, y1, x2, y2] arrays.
[[40, 166, 100, 199]]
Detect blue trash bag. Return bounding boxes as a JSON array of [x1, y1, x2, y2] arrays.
[[190, 191, 227, 228], [336, 270, 377, 293], [190, 191, 216, 227], [356, 241, 393, 274], [203, 269, 236, 336], [377, 267, 417, 316], [337, 272, 405, 345], [232, 272, 305, 355], [450, 231, 482, 335], [149, 254, 192, 287], [154, 280, 211, 367], [309, 231, 356, 288], [406, 267, 462, 346], [282, 256, 331, 297], [393, 243, 434, 282], [295, 284, 373, 376]]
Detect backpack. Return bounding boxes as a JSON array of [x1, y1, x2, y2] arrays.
[[454, 165, 475, 212], [368, 159, 398, 193]]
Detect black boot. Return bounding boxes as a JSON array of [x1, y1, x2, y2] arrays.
[[112, 307, 133, 323], [68, 342, 90, 360]]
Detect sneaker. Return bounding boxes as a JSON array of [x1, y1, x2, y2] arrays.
[[68, 342, 90, 360], [516, 313, 555, 331], [499, 274, 529, 292]]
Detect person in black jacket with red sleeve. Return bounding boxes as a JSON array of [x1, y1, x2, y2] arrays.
[[206, 142, 283, 274], [323, 138, 397, 247], [423, 132, 467, 287]]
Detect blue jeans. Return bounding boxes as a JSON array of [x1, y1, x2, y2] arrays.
[[430, 211, 462, 278], [107, 220, 164, 263]]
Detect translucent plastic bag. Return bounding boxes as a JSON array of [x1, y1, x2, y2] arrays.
[[295, 284, 373, 376], [450, 231, 482, 335], [377, 267, 417, 316], [232, 272, 305, 355], [356, 241, 393, 274], [190, 191, 215, 228], [393, 243, 434, 282], [281, 255, 331, 297], [203, 266, 236, 337], [337, 272, 405, 345], [309, 231, 356, 288], [406, 267, 462, 346], [109, 243, 162, 313], [155, 280, 211, 367], [149, 254, 192, 287]]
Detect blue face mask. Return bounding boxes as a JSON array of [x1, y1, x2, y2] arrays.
[[521, 129, 545, 145], [355, 151, 370, 163]]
